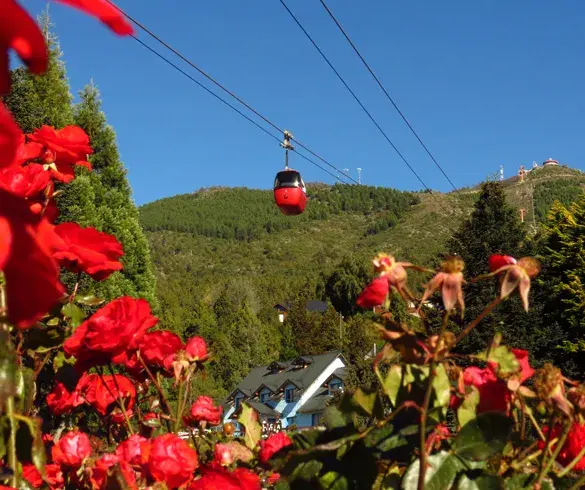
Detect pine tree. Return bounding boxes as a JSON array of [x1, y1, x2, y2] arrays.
[[445, 182, 534, 354], [4, 12, 74, 131], [325, 255, 372, 317], [57, 82, 157, 306], [538, 196, 585, 374]]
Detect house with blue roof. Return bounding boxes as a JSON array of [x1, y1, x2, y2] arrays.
[[222, 351, 346, 430]]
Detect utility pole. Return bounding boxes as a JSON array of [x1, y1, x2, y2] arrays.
[[339, 313, 343, 348], [357, 168, 362, 185], [520, 208, 526, 223]]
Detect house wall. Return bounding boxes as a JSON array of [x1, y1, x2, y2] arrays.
[[289, 413, 313, 428]]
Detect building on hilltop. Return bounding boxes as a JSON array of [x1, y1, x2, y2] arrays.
[[222, 351, 346, 431], [542, 157, 559, 166]]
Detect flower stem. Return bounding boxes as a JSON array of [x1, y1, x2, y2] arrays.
[[568, 472, 585, 490], [418, 313, 450, 490], [536, 414, 565, 486], [97, 366, 134, 435], [558, 429, 585, 477], [7, 396, 19, 488], [137, 353, 173, 432], [174, 380, 184, 433], [455, 296, 502, 345]]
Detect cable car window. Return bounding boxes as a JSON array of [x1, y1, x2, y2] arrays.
[[274, 171, 301, 189]]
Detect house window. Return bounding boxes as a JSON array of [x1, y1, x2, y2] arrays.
[[234, 396, 242, 410], [311, 413, 321, 426], [285, 387, 295, 403], [260, 390, 270, 403], [329, 380, 343, 394]]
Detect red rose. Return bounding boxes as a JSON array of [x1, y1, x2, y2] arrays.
[[214, 443, 234, 466], [46, 381, 84, 416], [511, 348, 535, 383], [189, 466, 261, 490], [463, 366, 510, 414], [21, 464, 42, 487], [148, 434, 199, 489], [27, 126, 93, 183], [357, 277, 389, 308], [259, 432, 293, 464], [54, 0, 134, 36], [488, 254, 517, 272], [267, 472, 281, 485], [189, 396, 223, 426], [185, 336, 207, 361], [0, 163, 51, 203], [90, 453, 137, 490], [52, 222, 124, 281], [64, 296, 158, 368], [0, 6, 47, 96], [76, 373, 136, 416], [115, 434, 151, 470], [540, 422, 585, 470], [139, 330, 184, 370], [0, 189, 65, 328], [22, 463, 64, 489], [51, 431, 92, 468]]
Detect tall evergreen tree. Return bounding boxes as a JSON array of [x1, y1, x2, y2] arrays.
[[4, 12, 74, 131], [445, 182, 537, 354], [58, 82, 157, 306], [537, 196, 585, 375]]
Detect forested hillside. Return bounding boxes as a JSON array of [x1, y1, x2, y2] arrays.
[[139, 165, 585, 396]]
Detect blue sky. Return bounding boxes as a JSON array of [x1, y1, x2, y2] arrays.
[[17, 0, 585, 205]]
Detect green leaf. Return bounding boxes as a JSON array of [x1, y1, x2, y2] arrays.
[[323, 406, 350, 430], [14, 368, 35, 414], [453, 412, 513, 461], [237, 403, 262, 450], [46, 317, 60, 326], [75, 294, 105, 306], [457, 474, 503, 489], [473, 346, 519, 376], [380, 467, 401, 489], [61, 303, 86, 327], [340, 387, 383, 418], [53, 351, 75, 371], [503, 474, 554, 489], [290, 459, 323, 482], [15, 416, 45, 477], [364, 424, 407, 453], [382, 364, 402, 407], [457, 386, 480, 427], [320, 471, 350, 489], [432, 364, 451, 409], [142, 417, 161, 428], [402, 451, 464, 490]]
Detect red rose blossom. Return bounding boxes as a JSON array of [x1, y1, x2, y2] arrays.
[[189, 466, 261, 490], [462, 366, 510, 414], [189, 396, 223, 426], [139, 330, 184, 370], [115, 434, 151, 470], [46, 381, 84, 416], [76, 373, 136, 416], [0, 188, 65, 328], [89, 453, 137, 490], [214, 443, 234, 466], [22, 463, 63, 489], [259, 432, 293, 464], [0, 4, 47, 96], [540, 422, 585, 471], [357, 276, 389, 309], [52, 222, 124, 281], [64, 296, 158, 368], [148, 434, 199, 489], [185, 336, 208, 361], [51, 431, 92, 468]]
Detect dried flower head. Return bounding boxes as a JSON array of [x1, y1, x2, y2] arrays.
[[488, 255, 540, 311], [420, 255, 465, 314]]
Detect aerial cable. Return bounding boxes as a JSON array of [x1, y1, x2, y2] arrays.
[[278, 0, 460, 218], [317, 0, 459, 193], [103, 0, 358, 185]]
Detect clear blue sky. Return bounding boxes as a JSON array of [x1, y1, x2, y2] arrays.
[[17, 0, 585, 205]]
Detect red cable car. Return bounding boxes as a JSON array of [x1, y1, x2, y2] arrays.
[[274, 169, 307, 216], [273, 130, 307, 216]]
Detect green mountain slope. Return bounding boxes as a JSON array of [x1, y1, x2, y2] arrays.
[[140, 166, 585, 331]]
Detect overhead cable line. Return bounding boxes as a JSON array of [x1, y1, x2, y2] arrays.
[[103, 0, 358, 185], [278, 0, 461, 218], [128, 36, 344, 183], [317, 0, 459, 193]]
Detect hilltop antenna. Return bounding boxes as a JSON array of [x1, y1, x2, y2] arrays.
[[280, 130, 294, 169], [357, 167, 362, 185], [500, 165, 504, 182], [343, 168, 350, 181]]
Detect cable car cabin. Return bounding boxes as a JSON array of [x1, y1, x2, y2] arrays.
[[273, 170, 307, 216]]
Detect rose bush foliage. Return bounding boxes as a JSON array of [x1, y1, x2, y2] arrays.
[[2, 1, 585, 489]]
